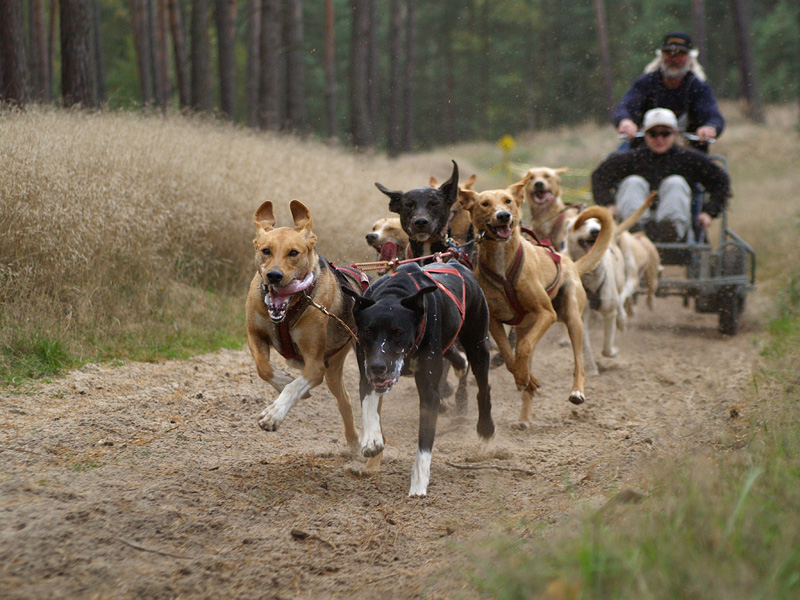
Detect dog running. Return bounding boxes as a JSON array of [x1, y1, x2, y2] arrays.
[[343, 261, 494, 496], [246, 200, 370, 457]]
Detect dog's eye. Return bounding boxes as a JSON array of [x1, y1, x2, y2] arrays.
[[393, 328, 403, 339], [481, 201, 490, 207], [504, 198, 512, 204], [288, 249, 299, 257], [261, 248, 271, 256]]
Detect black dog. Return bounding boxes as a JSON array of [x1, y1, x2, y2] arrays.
[[375, 160, 472, 410], [375, 160, 460, 261], [342, 261, 494, 496]]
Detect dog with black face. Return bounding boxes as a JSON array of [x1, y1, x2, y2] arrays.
[[342, 261, 494, 497], [375, 161, 460, 261]]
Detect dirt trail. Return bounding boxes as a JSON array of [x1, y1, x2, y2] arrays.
[[1, 291, 762, 599]]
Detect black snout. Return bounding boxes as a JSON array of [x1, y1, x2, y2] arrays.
[[368, 361, 388, 378], [266, 269, 283, 285], [496, 211, 511, 224], [366, 233, 378, 243], [412, 216, 430, 231], [533, 181, 546, 191]]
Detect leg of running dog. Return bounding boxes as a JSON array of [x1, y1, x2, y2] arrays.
[[323, 345, 359, 448], [582, 308, 600, 376], [443, 345, 469, 414], [459, 307, 494, 441], [561, 287, 588, 405], [257, 353, 326, 430], [409, 355, 443, 496], [512, 306, 556, 423]]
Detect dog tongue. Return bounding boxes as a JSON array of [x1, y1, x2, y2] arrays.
[[272, 272, 315, 296], [535, 191, 555, 204], [264, 272, 315, 322], [496, 225, 512, 239], [379, 241, 398, 262]]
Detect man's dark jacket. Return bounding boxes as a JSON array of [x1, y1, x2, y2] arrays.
[[591, 145, 731, 218], [612, 71, 725, 136]]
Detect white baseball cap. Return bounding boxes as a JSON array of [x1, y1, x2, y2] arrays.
[[643, 108, 678, 131]]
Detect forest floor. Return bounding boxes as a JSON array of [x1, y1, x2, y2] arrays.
[[1, 279, 764, 599]]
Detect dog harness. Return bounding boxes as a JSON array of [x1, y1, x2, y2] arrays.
[[394, 267, 467, 354], [269, 257, 369, 364], [477, 239, 562, 326]]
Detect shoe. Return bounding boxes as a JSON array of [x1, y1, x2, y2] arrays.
[[653, 220, 683, 243]]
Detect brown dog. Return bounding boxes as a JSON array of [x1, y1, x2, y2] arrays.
[[429, 173, 475, 247], [246, 200, 366, 451], [365, 216, 409, 266], [509, 166, 578, 250], [459, 187, 613, 425]]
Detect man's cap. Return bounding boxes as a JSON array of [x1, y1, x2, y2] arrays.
[[661, 32, 692, 52], [643, 108, 678, 132]]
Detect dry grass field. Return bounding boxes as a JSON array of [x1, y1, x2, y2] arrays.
[[1, 103, 799, 599]]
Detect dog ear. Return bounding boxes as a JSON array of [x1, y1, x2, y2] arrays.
[[438, 160, 460, 208], [507, 181, 525, 204], [555, 167, 568, 175], [289, 200, 313, 232], [254, 201, 276, 233], [462, 174, 477, 190], [429, 176, 438, 187], [342, 286, 375, 316], [375, 182, 404, 214], [458, 188, 478, 212], [400, 283, 437, 315]]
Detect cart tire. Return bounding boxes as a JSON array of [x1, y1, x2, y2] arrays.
[[720, 245, 746, 277], [718, 285, 741, 335]]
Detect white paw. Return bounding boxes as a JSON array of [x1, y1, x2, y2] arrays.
[[408, 450, 431, 496], [602, 347, 619, 358], [257, 402, 286, 431], [569, 391, 586, 405], [361, 435, 384, 458]]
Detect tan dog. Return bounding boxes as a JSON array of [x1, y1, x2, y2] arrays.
[[565, 192, 658, 372], [509, 166, 578, 250], [620, 231, 660, 314], [429, 173, 475, 246], [365, 216, 409, 266], [246, 200, 366, 453], [459, 187, 614, 425]]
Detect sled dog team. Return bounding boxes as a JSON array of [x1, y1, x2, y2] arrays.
[[246, 162, 661, 497]]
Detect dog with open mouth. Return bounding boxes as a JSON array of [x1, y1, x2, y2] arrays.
[[246, 200, 370, 458], [459, 186, 614, 427], [509, 166, 581, 251], [365, 216, 409, 273], [342, 261, 494, 496]]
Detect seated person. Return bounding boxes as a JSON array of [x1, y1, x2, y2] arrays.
[[615, 32, 724, 151], [592, 108, 731, 243]]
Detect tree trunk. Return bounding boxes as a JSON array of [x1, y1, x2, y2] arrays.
[[0, 0, 28, 105], [60, 0, 97, 107], [245, 0, 261, 126], [401, 0, 415, 151], [131, 0, 154, 106], [29, 0, 51, 102], [190, 0, 213, 112], [592, 0, 614, 118], [91, 0, 106, 103], [386, 0, 402, 156], [730, 0, 764, 123], [215, 0, 236, 119], [691, 0, 707, 62], [323, 0, 337, 138], [258, 0, 282, 130], [284, 0, 307, 133], [350, 0, 372, 147], [366, 0, 378, 136], [153, 0, 170, 109], [168, 0, 190, 109]]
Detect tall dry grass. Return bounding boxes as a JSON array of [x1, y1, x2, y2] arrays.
[[1, 103, 797, 380]]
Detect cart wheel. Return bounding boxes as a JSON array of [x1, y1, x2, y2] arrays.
[[718, 285, 742, 335]]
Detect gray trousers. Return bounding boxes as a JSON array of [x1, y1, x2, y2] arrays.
[[616, 175, 691, 240]]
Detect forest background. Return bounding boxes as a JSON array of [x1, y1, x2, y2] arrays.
[[1, 0, 798, 153]]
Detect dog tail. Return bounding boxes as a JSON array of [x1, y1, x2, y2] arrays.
[[615, 191, 657, 236], [571, 206, 615, 277]]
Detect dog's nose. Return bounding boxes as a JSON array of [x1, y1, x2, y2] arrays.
[[533, 181, 546, 191], [412, 216, 429, 230], [266, 270, 283, 285], [366, 233, 378, 243], [367, 362, 388, 378], [496, 211, 511, 224]]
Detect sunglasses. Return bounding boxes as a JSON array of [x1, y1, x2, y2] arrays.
[[646, 130, 674, 139]]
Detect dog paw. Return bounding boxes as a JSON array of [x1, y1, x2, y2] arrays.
[[489, 352, 505, 369], [568, 391, 586, 405], [516, 374, 540, 394], [510, 421, 531, 431], [361, 436, 384, 458], [257, 403, 285, 431], [602, 347, 619, 358]]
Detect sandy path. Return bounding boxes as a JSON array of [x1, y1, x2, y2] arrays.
[[1, 289, 761, 599]]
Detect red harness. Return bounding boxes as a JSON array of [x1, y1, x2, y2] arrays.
[[272, 261, 369, 364], [393, 267, 467, 354], [478, 238, 562, 326]]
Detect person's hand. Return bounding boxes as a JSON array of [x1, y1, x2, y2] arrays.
[[695, 126, 717, 142], [697, 212, 712, 229], [617, 119, 638, 140]]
